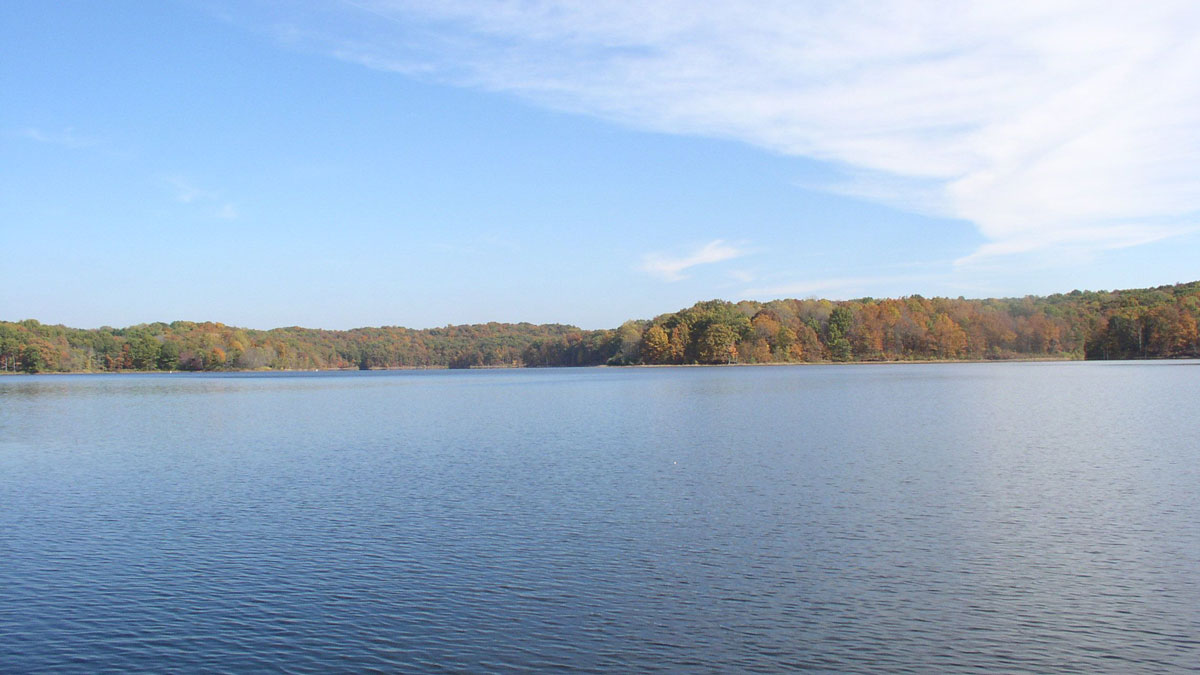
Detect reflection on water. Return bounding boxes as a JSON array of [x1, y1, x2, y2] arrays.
[[2, 362, 1199, 671]]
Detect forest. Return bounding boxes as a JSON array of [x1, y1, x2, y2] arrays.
[[2, 281, 1198, 373]]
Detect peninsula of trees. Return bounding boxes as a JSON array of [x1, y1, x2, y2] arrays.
[[2, 281, 1198, 373]]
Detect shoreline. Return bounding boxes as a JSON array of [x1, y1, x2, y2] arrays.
[[15, 355, 1200, 377]]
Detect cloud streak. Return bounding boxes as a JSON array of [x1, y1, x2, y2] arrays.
[[21, 127, 99, 148], [166, 176, 217, 204], [642, 240, 747, 282], [254, 0, 1200, 262], [164, 176, 239, 219]]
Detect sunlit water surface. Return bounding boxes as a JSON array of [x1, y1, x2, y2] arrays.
[[2, 362, 1199, 672]]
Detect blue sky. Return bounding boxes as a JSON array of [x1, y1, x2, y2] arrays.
[[4, 1, 1199, 330]]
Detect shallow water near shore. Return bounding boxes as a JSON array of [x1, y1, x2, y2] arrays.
[[2, 362, 1199, 672]]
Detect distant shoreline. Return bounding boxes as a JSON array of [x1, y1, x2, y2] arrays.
[[17, 354, 1199, 377], [5, 279, 1197, 373]]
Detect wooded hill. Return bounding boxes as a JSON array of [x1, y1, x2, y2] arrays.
[[3, 281, 1198, 373]]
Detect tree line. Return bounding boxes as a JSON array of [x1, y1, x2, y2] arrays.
[[2, 281, 1198, 373]]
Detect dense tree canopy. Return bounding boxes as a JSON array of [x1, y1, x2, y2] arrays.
[[2, 281, 1198, 373]]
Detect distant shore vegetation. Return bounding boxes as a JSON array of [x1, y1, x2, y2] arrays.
[[3, 282, 1199, 374]]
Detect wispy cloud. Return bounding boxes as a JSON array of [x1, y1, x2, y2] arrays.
[[726, 269, 757, 284], [249, 0, 1200, 262], [216, 203, 239, 220], [21, 126, 99, 149], [166, 176, 217, 204], [642, 239, 747, 282], [164, 176, 239, 219]]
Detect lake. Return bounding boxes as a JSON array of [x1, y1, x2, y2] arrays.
[[2, 362, 1199, 672]]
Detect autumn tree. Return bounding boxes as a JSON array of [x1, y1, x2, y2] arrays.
[[19, 342, 49, 373], [1144, 304, 1198, 357], [641, 324, 670, 364], [826, 306, 854, 361], [129, 334, 161, 370], [608, 320, 644, 365], [929, 313, 968, 358], [697, 323, 738, 364], [668, 323, 690, 364]]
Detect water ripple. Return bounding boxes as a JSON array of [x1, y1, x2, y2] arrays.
[[2, 364, 1199, 671]]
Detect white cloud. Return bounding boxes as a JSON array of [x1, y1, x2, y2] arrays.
[[642, 239, 747, 282], [165, 176, 238, 219], [216, 203, 239, 220], [257, 0, 1200, 262], [726, 269, 757, 284], [21, 127, 98, 148], [166, 176, 217, 204]]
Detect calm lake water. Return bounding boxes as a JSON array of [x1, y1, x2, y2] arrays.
[[2, 362, 1199, 672]]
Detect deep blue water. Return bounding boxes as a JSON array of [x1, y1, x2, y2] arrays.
[[2, 362, 1199, 672]]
